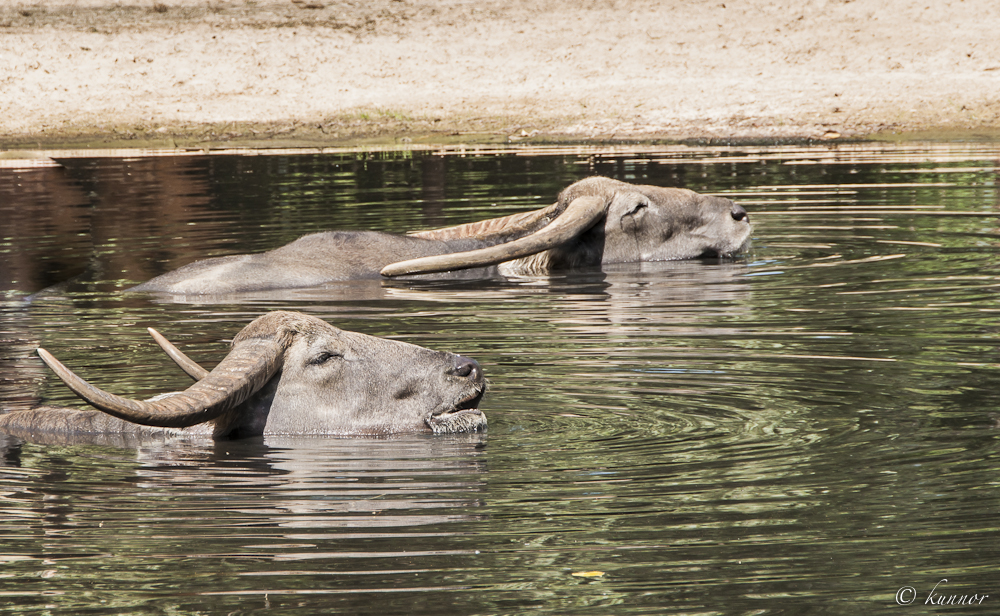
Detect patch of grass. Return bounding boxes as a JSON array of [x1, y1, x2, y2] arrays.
[[351, 107, 413, 123]]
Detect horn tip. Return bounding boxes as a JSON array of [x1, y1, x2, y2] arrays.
[[36, 347, 61, 371]]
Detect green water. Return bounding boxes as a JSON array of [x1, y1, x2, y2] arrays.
[[1, 142, 999, 614]]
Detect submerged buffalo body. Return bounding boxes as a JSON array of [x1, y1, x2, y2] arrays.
[[130, 177, 752, 295], [0, 311, 487, 440]]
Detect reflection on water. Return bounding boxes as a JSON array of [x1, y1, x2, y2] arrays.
[[0, 434, 487, 613], [1, 142, 1000, 614]]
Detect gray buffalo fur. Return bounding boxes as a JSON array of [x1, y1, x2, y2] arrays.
[[0, 312, 487, 441], [129, 177, 752, 295]]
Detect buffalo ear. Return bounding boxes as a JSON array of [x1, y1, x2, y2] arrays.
[[627, 197, 650, 215], [606, 192, 653, 238], [381, 195, 609, 277], [616, 191, 652, 217]]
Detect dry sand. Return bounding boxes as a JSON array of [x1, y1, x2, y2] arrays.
[[1, 0, 999, 149]]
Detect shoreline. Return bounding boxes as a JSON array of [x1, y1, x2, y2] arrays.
[[4, 124, 1000, 160]]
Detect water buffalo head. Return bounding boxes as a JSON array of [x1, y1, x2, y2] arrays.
[[381, 176, 752, 277], [29, 311, 487, 438]]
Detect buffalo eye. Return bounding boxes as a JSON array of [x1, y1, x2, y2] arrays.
[[309, 351, 342, 365]]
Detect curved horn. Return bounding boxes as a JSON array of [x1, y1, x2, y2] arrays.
[[148, 327, 210, 380], [36, 336, 284, 429], [381, 195, 608, 277], [409, 203, 560, 242]]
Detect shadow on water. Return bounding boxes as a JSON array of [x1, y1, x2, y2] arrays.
[[2, 142, 1000, 614]]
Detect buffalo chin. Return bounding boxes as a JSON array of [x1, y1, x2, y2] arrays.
[[428, 408, 487, 434], [700, 236, 753, 260], [734, 236, 754, 256]]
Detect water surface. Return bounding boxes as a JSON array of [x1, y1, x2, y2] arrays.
[[1, 142, 999, 614]]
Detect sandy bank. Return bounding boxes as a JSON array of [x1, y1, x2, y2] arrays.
[[1, 0, 999, 150]]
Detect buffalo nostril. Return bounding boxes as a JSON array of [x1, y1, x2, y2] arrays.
[[731, 204, 748, 222], [452, 356, 482, 381]]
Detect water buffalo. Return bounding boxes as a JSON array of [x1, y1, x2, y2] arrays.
[[129, 177, 752, 294], [0, 311, 487, 440]]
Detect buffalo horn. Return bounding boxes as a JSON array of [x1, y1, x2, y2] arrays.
[[408, 203, 559, 242], [380, 195, 607, 277], [148, 327, 210, 380], [36, 336, 284, 428]]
